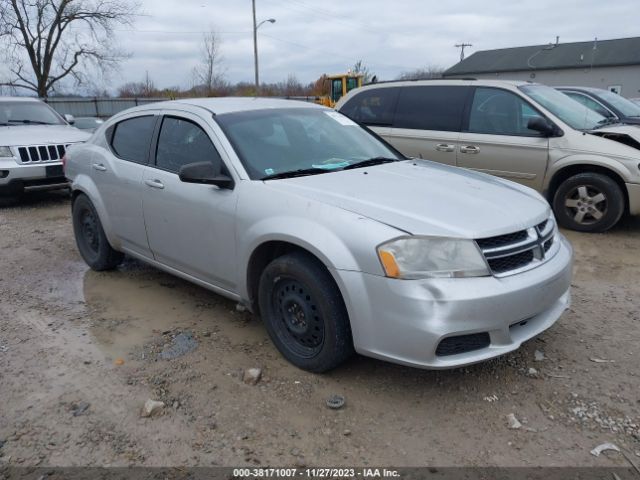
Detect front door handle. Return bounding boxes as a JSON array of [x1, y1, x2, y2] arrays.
[[144, 179, 165, 189], [435, 143, 455, 152], [92, 163, 107, 171], [460, 145, 480, 154]]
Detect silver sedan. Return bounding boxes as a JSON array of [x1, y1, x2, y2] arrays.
[[64, 98, 573, 372]]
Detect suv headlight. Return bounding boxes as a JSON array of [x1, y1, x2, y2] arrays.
[[0, 146, 13, 157], [377, 236, 490, 279]]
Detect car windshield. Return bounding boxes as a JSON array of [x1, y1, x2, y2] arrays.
[[0, 101, 65, 126], [520, 85, 606, 131], [215, 107, 401, 180], [595, 90, 640, 117]]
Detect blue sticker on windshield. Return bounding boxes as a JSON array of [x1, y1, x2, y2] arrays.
[[311, 161, 350, 170], [264, 168, 275, 175]]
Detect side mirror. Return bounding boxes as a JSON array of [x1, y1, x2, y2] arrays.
[[527, 117, 559, 137], [64, 114, 75, 125], [179, 161, 234, 189]]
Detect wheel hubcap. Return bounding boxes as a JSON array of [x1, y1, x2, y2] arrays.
[[81, 209, 99, 253], [564, 185, 607, 225], [272, 278, 324, 357]]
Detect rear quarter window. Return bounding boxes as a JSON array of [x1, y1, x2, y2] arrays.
[[339, 87, 400, 126], [110, 115, 156, 164]]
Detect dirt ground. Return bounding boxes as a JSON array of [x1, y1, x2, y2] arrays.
[[0, 190, 638, 468]]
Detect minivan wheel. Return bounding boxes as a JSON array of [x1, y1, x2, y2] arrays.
[[553, 173, 624, 232], [258, 252, 354, 372], [72, 194, 124, 270]]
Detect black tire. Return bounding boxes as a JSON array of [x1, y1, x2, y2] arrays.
[[552, 173, 625, 233], [258, 251, 354, 372], [72, 194, 124, 270]]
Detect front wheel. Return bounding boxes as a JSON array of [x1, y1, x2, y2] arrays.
[[72, 194, 124, 270], [258, 252, 354, 372], [552, 173, 625, 232]]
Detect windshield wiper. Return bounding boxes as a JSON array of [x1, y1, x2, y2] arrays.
[[8, 119, 54, 125], [261, 167, 332, 181], [342, 156, 399, 170], [593, 117, 622, 129]]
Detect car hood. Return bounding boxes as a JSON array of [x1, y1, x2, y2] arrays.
[[0, 124, 91, 146], [266, 160, 550, 238], [587, 124, 640, 153], [591, 124, 640, 139]]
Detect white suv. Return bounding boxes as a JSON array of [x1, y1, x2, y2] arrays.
[[0, 97, 90, 196]]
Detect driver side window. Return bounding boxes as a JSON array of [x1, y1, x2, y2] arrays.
[[155, 116, 223, 174]]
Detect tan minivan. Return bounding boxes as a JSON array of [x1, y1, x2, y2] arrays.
[[336, 79, 640, 232]]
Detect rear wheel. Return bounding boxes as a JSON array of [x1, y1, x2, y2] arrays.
[[552, 173, 624, 232], [72, 194, 124, 270], [258, 251, 354, 372]]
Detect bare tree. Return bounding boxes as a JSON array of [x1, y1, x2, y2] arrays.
[[396, 65, 444, 81], [191, 29, 225, 96], [352, 60, 374, 83], [0, 0, 139, 97]]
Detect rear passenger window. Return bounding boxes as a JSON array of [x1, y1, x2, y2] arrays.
[[467, 88, 544, 136], [339, 88, 399, 126], [155, 117, 223, 174], [393, 86, 468, 132], [111, 115, 156, 164]]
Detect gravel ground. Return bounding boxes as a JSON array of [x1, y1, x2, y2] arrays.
[[0, 191, 638, 467]]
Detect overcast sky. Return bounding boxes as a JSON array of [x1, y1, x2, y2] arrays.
[[108, 0, 638, 89]]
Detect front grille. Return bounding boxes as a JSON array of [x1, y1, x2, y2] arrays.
[[16, 144, 69, 163], [488, 250, 534, 274], [475, 218, 557, 276], [436, 332, 490, 356]]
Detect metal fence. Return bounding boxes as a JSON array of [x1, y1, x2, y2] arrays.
[[43, 97, 166, 119], [43, 96, 320, 119]]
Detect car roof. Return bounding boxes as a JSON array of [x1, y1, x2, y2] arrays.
[[119, 97, 326, 117], [556, 86, 606, 94], [0, 96, 41, 103], [357, 78, 531, 89]]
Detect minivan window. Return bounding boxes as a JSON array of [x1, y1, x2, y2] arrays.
[[394, 86, 468, 132], [468, 87, 545, 136], [520, 85, 605, 130], [155, 117, 222, 174], [340, 88, 399, 126], [111, 115, 156, 164]]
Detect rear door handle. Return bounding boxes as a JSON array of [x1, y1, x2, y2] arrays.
[[144, 179, 165, 189], [435, 143, 455, 152], [460, 145, 480, 154], [92, 163, 107, 171]]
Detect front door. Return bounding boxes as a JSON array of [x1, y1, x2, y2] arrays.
[[142, 113, 239, 291], [457, 87, 549, 191]]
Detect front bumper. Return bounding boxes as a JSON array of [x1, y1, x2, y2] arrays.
[[627, 183, 640, 216], [0, 158, 68, 194], [335, 234, 573, 369]]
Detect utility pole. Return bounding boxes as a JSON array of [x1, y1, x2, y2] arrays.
[[252, 0, 259, 91], [455, 43, 473, 62]]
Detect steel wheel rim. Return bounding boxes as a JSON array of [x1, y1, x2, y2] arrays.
[[80, 207, 100, 254], [271, 277, 324, 358], [564, 184, 608, 226]]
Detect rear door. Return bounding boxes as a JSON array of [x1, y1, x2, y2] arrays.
[[457, 87, 549, 190], [94, 113, 158, 257], [141, 112, 239, 291], [387, 85, 471, 166]]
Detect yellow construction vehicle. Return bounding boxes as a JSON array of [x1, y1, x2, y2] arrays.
[[317, 73, 363, 108]]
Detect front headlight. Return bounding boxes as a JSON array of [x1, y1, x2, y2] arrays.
[[0, 146, 13, 157], [377, 236, 490, 279]]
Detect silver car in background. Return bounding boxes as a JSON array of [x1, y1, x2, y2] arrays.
[[65, 98, 573, 372]]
